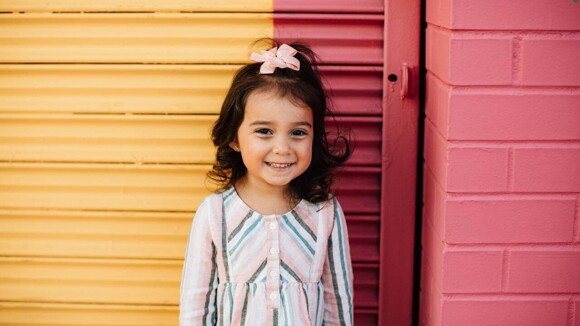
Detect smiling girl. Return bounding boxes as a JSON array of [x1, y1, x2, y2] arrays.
[[180, 39, 353, 326]]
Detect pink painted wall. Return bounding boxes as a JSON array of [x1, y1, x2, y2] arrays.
[[421, 0, 580, 325]]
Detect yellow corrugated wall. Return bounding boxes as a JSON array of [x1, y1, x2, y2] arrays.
[[0, 2, 273, 325]]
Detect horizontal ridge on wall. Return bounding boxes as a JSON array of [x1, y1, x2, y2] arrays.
[[275, 13, 384, 65], [0, 257, 376, 307], [0, 209, 380, 263], [0, 65, 382, 115], [0, 0, 272, 12], [0, 13, 383, 65], [0, 301, 376, 326], [0, 163, 379, 212], [0, 114, 381, 166], [0, 0, 383, 13]]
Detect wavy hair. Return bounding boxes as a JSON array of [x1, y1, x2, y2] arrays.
[[208, 38, 351, 204]]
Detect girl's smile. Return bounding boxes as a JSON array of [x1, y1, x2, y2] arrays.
[[230, 88, 313, 194]]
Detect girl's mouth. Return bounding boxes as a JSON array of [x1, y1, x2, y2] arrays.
[[266, 162, 294, 168]]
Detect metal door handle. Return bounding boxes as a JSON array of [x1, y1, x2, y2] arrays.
[[401, 63, 410, 99]]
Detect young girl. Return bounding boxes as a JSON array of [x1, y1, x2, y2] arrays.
[[180, 39, 353, 326]]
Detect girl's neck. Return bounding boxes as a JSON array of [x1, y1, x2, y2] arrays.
[[233, 178, 299, 215]]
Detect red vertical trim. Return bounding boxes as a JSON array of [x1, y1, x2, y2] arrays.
[[380, 0, 421, 325]]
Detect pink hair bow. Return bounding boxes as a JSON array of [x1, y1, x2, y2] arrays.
[[250, 44, 300, 74]]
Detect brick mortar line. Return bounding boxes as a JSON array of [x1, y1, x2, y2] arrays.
[[574, 195, 580, 244], [501, 249, 510, 292], [512, 36, 523, 85], [426, 70, 580, 91], [507, 148, 514, 192], [427, 24, 580, 36], [441, 294, 578, 300], [445, 244, 580, 249]]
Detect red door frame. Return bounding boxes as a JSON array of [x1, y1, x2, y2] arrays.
[[380, 0, 421, 324]]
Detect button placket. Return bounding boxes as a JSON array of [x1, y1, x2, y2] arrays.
[[264, 214, 280, 309]]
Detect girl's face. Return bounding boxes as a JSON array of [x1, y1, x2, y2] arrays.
[[230, 88, 313, 194]]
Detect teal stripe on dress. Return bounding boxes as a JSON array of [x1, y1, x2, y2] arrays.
[[222, 187, 235, 201], [280, 260, 302, 282], [301, 284, 310, 318], [228, 285, 234, 324], [281, 291, 291, 326], [273, 309, 278, 326], [315, 282, 322, 325], [228, 209, 254, 242], [281, 214, 315, 254], [229, 216, 262, 257], [202, 242, 217, 326], [278, 222, 313, 261], [334, 197, 353, 322], [290, 210, 317, 241], [221, 194, 230, 282]]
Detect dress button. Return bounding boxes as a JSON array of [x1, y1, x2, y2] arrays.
[[269, 293, 278, 300], [269, 270, 278, 277], [270, 247, 278, 255], [269, 222, 276, 230]]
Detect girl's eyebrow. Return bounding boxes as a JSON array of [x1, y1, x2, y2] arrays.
[[249, 120, 313, 128]]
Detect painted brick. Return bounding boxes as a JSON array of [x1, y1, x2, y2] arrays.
[[449, 36, 513, 85], [451, 0, 580, 30], [447, 147, 509, 193], [424, 120, 449, 191], [420, 261, 442, 326], [508, 250, 580, 293], [427, 27, 513, 85], [422, 215, 444, 289], [448, 92, 580, 141], [423, 168, 446, 240], [446, 198, 576, 244], [425, 73, 450, 136], [442, 250, 503, 293], [425, 0, 451, 28], [442, 299, 569, 326], [521, 38, 580, 86], [426, 27, 451, 83], [513, 147, 580, 192]]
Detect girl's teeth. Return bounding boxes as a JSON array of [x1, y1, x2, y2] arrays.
[[268, 162, 292, 168]]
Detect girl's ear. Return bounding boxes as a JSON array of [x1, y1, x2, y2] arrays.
[[229, 141, 240, 152]]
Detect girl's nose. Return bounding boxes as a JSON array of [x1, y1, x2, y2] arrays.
[[272, 137, 290, 155]]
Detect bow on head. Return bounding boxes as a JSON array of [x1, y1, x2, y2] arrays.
[[250, 44, 301, 74]]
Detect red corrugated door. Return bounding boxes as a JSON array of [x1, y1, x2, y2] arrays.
[[274, 0, 421, 325]]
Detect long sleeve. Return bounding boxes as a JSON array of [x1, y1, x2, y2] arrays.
[[322, 197, 354, 326], [180, 198, 219, 326]]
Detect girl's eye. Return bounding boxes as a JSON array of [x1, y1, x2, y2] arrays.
[[255, 128, 272, 135], [292, 129, 308, 136]]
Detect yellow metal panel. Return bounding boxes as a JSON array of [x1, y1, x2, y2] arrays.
[[0, 257, 181, 304], [0, 13, 273, 63], [0, 114, 217, 163], [0, 0, 272, 12], [0, 302, 177, 326], [0, 64, 238, 114], [0, 209, 192, 259], [0, 162, 216, 210], [0, 6, 275, 325]]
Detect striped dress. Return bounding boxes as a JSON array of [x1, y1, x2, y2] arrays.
[[180, 186, 353, 326]]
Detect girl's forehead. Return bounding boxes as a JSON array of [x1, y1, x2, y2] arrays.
[[243, 89, 313, 123]]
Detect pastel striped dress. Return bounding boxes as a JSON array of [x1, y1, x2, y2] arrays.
[[180, 186, 353, 326]]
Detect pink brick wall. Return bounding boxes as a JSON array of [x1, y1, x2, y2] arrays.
[[421, 0, 580, 325]]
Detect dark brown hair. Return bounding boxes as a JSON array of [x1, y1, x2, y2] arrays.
[[208, 38, 351, 203]]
